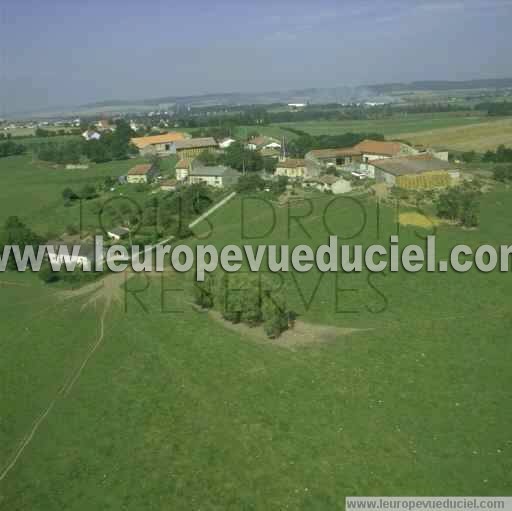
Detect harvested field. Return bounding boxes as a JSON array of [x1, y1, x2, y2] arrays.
[[393, 117, 512, 151]]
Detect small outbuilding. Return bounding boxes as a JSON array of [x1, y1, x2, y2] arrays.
[[106, 227, 130, 241]]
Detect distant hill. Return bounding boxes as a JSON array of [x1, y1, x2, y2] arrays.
[[367, 78, 512, 94], [7, 77, 512, 119], [80, 78, 512, 111]]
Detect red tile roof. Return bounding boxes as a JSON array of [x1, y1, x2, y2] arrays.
[[308, 148, 362, 158], [131, 132, 187, 149], [352, 139, 403, 157]]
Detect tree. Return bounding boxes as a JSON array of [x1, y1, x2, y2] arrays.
[[271, 176, 288, 194], [460, 151, 478, 163], [38, 263, 60, 283], [80, 184, 97, 200], [0, 140, 26, 158], [62, 187, 78, 202], [493, 165, 512, 182], [206, 271, 291, 338], [196, 150, 221, 166], [193, 272, 216, 309], [436, 186, 480, 227], [222, 142, 264, 172], [235, 174, 265, 193], [0, 217, 41, 270], [263, 157, 277, 174]]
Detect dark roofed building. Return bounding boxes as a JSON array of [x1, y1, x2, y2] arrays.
[[372, 155, 460, 187], [173, 137, 218, 158], [188, 165, 240, 188]]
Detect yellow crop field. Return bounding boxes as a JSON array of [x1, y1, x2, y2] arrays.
[[396, 171, 451, 189], [399, 211, 440, 228], [393, 117, 512, 151]]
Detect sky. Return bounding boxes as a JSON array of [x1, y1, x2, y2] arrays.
[[1, 0, 511, 115]]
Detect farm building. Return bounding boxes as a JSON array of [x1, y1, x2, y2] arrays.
[[106, 227, 130, 241], [188, 166, 240, 188], [82, 130, 101, 141], [46, 241, 101, 271], [372, 154, 460, 188], [352, 139, 419, 177], [303, 175, 352, 194], [160, 179, 178, 192], [305, 139, 425, 178], [305, 148, 362, 177], [95, 119, 115, 131], [219, 137, 236, 149], [127, 163, 157, 184], [247, 136, 281, 151], [275, 158, 307, 180], [173, 137, 218, 159], [131, 132, 187, 156], [175, 158, 192, 181]]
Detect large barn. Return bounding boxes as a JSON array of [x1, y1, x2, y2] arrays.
[[372, 154, 460, 188]]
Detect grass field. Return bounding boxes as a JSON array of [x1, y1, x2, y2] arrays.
[[276, 113, 489, 137], [264, 113, 510, 152], [1, 147, 511, 508], [0, 155, 153, 235], [392, 117, 512, 151]]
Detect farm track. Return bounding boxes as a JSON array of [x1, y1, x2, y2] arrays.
[[0, 191, 239, 483], [0, 294, 110, 483]]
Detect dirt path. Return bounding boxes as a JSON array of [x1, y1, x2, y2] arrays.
[[0, 281, 114, 483], [0, 192, 239, 483]]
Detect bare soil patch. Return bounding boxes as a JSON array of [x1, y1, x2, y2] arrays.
[[207, 309, 368, 349]]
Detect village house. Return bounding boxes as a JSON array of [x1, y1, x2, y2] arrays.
[[371, 154, 460, 188], [131, 132, 187, 156], [160, 179, 178, 192], [82, 130, 101, 141], [175, 158, 192, 181], [275, 158, 307, 180], [188, 166, 240, 188], [246, 136, 281, 151], [127, 163, 157, 184], [95, 119, 115, 132], [173, 137, 218, 159]]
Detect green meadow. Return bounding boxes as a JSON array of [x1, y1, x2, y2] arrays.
[[276, 112, 489, 138], [0, 153, 511, 509], [0, 155, 155, 235], [0, 148, 512, 511]]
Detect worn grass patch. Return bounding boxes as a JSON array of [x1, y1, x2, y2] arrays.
[[399, 211, 440, 229]]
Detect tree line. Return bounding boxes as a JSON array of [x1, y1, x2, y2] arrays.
[[283, 129, 385, 158], [194, 271, 292, 338], [0, 140, 26, 158], [34, 120, 137, 164]]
